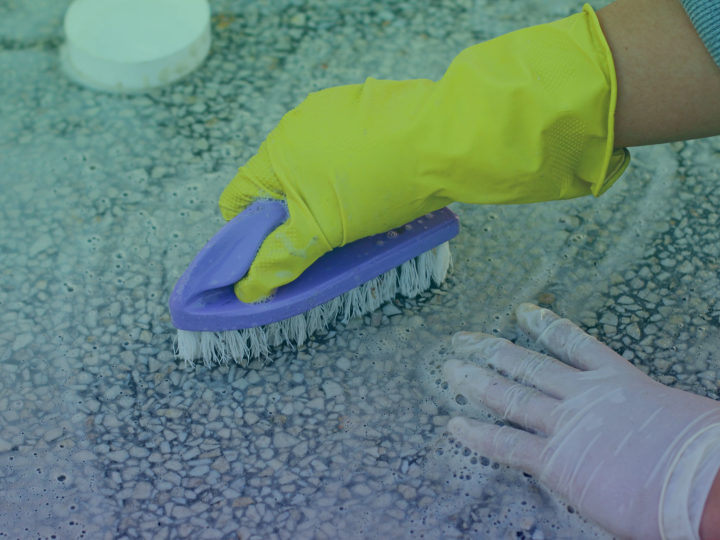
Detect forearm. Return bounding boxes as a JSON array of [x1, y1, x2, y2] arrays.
[[701, 468, 720, 540], [597, 7, 720, 528], [594, 6, 720, 530], [596, 0, 720, 147]]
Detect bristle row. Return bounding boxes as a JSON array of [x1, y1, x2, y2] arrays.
[[175, 242, 452, 368]]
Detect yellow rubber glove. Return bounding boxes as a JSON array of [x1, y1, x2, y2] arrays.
[[220, 4, 630, 303]]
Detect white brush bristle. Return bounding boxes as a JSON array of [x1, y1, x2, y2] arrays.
[[174, 242, 452, 368]]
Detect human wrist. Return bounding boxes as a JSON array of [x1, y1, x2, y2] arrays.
[[661, 424, 720, 540], [700, 467, 720, 540], [596, 0, 720, 147]]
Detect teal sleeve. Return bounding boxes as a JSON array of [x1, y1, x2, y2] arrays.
[[681, 0, 720, 68]]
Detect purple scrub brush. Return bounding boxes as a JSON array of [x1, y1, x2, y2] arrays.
[[169, 199, 459, 367]]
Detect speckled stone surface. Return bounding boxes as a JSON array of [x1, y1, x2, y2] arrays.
[[2, 0, 719, 539]]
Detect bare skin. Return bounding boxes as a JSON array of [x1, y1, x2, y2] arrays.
[[597, 0, 720, 148], [701, 472, 720, 540], [597, 1, 720, 537]]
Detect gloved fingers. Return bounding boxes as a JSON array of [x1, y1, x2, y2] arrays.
[[452, 332, 579, 399], [515, 303, 615, 371], [233, 216, 331, 303], [448, 416, 544, 477], [444, 359, 559, 436], [219, 142, 284, 221]]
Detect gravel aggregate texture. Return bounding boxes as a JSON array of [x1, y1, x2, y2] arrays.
[[2, 0, 719, 538]]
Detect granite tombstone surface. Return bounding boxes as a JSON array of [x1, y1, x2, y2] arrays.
[[2, 0, 719, 538]]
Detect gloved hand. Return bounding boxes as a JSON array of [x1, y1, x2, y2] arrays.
[[219, 4, 630, 302], [444, 304, 720, 540]]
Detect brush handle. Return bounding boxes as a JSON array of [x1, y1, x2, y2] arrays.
[[170, 199, 288, 319], [170, 201, 459, 332]]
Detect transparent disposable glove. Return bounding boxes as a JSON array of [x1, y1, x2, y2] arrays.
[[444, 304, 720, 540], [219, 5, 629, 302]]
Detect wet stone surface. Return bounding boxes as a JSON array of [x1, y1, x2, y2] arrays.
[[2, 0, 718, 539]]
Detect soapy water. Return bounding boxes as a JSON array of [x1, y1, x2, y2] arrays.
[[0, 329, 612, 540], [415, 344, 610, 539], [0, 143, 672, 539], [0, 430, 114, 538], [1, 0, 705, 535], [264, 333, 613, 540]]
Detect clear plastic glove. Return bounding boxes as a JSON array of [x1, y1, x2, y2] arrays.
[[444, 303, 720, 539]]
